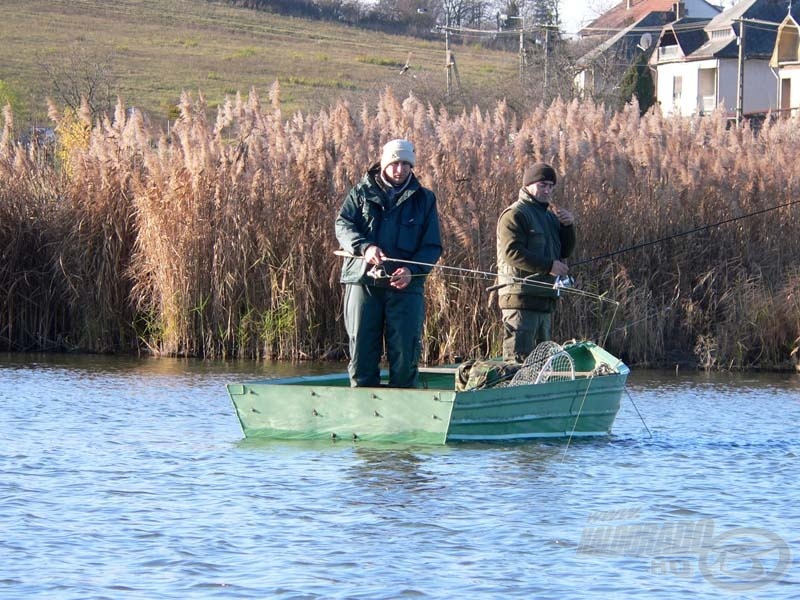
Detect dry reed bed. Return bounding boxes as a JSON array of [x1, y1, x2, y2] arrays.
[[1, 89, 798, 369]]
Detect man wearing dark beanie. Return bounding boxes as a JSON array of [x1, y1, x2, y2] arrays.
[[522, 163, 557, 187], [495, 162, 576, 362]]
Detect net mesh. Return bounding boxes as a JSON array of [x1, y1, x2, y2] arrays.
[[534, 351, 575, 384], [507, 341, 575, 386]]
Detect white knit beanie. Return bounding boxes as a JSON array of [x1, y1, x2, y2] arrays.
[[380, 139, 416, 173]]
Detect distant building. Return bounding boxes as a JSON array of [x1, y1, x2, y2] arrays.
[[575, 0, 721, 99], [770, 11, 800, 116], [650, 0, 800, 118]]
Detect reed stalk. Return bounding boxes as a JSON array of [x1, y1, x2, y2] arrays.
[[1, 90, 799, 370]]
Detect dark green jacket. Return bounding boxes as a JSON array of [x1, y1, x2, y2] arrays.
[[496, 189, 576, 311], [335, 163, 442, 293]]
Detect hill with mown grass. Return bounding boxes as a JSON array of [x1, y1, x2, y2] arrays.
[[0, 0, 520, 127]]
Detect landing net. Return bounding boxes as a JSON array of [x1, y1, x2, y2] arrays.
[[507, 341, 575, 386]]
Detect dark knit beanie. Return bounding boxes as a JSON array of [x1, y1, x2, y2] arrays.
[[522, 163, 557, 186]]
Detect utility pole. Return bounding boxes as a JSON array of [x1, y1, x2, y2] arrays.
[[543, 26, 550, 93], [436, 9, 465, 103], [445, 12, 451, 97], [500, 14, 525, 80], [518, 17, 525, 81], [736, 18, 746, 126]]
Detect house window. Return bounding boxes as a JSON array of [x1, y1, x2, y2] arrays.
[[659, 46, 679, 59], [781, 78, 792, 116], [698, 68, 717, 113], [673, 76, 683, 106]]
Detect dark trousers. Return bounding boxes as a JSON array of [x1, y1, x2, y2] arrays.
[[501, 308, 552, 362], [344, 284, 424, 387]]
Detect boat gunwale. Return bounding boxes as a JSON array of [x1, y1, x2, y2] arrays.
[[232, 360, 630, 390]]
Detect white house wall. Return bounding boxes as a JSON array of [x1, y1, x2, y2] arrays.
[[737, 60, 778, 116], [656, 58, 778, 117], [656, 61, 701, 116], [716, 60, 738, 116], [776, 65, 800, 114]]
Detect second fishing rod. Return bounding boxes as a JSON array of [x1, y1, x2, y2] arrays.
[[333, 250, 615, 304]]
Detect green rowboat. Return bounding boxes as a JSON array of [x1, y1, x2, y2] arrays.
[[227, 340, 629, 445]]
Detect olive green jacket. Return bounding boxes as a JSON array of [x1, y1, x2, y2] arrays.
[[496, 189, 576, 311]]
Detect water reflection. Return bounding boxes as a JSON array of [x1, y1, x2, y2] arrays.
[[1, 354, 799, 599], [628, 368, 800, 393]]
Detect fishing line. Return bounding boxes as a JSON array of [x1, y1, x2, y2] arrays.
[[335, 249, 503, 282], [597, 301, 621, 348], [573, 197, 800, 267], [562, 385, 652, 461], [582, 306, 673, 350], [562, 382, 593, 461], [625, 389, 653, 439], [334, 250, 617, 305]]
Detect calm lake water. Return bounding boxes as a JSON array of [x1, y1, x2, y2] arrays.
[[1, 354, 797, 599]]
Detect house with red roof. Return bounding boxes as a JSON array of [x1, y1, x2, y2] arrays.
[[581, 0, 717, 36], [575, 1, 722, 101]]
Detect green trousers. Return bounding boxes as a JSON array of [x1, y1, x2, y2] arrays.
[[501, 308, 552, 363], [344, 284, 424, 388]]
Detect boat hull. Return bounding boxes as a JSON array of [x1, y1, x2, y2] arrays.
[[227, 342, 629, 445], [228, 373, 456, 444], [446, 372, 626, 441]]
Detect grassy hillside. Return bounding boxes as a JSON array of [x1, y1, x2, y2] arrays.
[[1, 0, 519, 126]]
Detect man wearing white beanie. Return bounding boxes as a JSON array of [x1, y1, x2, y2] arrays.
[[335, 138, 442, 388]]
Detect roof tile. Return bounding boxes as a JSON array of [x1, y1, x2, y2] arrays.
[[584, 0, 679, 33]]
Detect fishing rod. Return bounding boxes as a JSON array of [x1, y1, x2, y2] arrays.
[[333, 250, 616, 304], [336, 249, 623, 366], [573, 197, 800, 267], [334, 249, 497, 281]]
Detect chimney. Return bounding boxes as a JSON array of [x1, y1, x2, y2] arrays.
[[674, 2, 685, 19]]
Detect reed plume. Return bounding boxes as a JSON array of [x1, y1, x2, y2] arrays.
[[1, 88, 798, 370]]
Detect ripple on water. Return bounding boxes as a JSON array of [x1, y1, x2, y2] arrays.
[[0, 359, 798, 599]]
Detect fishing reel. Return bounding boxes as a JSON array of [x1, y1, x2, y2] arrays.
[[367, 264, 390, 279], [553, 275, 575, 297], [554, 275, 575, 289], [367, 263, 392, 287]]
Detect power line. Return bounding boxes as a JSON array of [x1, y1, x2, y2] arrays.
[[438, 14, 787, 40]]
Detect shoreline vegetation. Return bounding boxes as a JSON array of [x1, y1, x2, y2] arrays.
[[1, 89, 799, 371]]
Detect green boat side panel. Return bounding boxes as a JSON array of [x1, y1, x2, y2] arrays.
[[447, 374, 626, 440], [228, 381, 456, 444]]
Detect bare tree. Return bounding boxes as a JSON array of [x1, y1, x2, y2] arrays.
[[529, 0, 559, 26], [442, 0, 490, 27], [38, 45, 117, 117]]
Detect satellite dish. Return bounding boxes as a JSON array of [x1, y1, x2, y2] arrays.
[[638, 32, 653, 51]]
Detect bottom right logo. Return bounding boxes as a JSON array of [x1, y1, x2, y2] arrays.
[[578, 511, 792, 592], [697, 527, 792, 592]]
